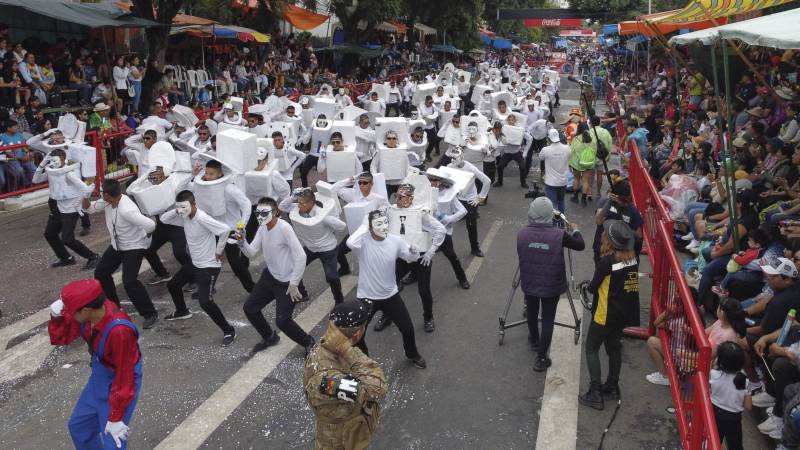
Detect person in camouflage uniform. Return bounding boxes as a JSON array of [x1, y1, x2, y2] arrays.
[[304, 300, 388, 450]]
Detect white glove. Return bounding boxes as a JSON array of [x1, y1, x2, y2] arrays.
[[50, 299, 64, 317], [39, 154, 52, 168], [287, 283, 303, 303], [42, 128, 58, 138], [421, 250, 435, 266], [468, 198, 480, 207], [104, 421, 129, 449]]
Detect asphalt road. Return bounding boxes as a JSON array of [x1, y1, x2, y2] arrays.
[[0, 77, 720, 450]]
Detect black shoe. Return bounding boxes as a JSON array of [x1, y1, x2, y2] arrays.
[[251, 333, 281, 353], [425, 156, 433, 162], [183, 283, 197, 293], [492, 182, 503, 187], [578, 387, 605, 410], [471, 248, 484, 257], [521, 182, 529, 189], [222, 329, 236, 346], [410, 356, 427, 369], [83, 256, 99, 271], [601, 382, 621, 400], [459, 279, 471, 290], [401, 273, 418, 285], [533, 356, 552, 372], [51, 256, 76, 268], [142, 313, 159, 329], [79, 227, 91, 237], [165, 310, 193, 321], [424, 318, 435, 333], [581, 194, 588, 206], [149, 273, 171, 285], [338, 265, 351, 277], [570, 194, 579, 203], [373, 313, 392, 332], [304, 336, 316, 358]]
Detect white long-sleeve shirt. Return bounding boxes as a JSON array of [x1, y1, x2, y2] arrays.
[[346, 224, 418, 300], [87, 195, 156, 251], [270, 146, 305, 181], [247, 165, 291, 205], [418, 104, 439, 130], [453, 160, 491, 202], [528, 118, 550, 141], [32, 164, 93, 213], [191, 182, 250, 229], [278, 198, 346, 252], [113, 66, 130, 90], [241, 218, 306, 284], [123, 134, 153, 179], [331, 178, 390, 210], [354, 126, 376, 162], [435, 187, 467, 235], [160, 209, 229, 268]]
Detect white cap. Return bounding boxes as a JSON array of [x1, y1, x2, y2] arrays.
[[761, 257, 799, 278], [548, 129, 560, 143]]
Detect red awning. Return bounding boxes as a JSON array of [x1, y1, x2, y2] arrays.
[[283, 4, 329, 31]]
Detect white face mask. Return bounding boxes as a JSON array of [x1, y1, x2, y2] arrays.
[[255, 206, 273, 226], [317, 119, 328, 128], [451, 152, 464, 167], [338, 88, 344, 95], [370, 216, 389, 238], [257, 147, 268, 160], [175, 201, 191, 217], [467, 125, 479, 136], [49, 155, 63, 169]]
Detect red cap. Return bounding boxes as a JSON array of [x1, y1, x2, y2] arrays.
[[61, 279, 104, 317]]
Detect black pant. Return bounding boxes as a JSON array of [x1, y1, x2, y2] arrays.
[[460, 200, 480, 251], [425, 129, 438, 159], [386, 103, 401, 117], [525, 295, 560, 358], [243, 268, 311, 346], [94, 246, 156, 318], [585, 321, 623, 387], [168, 264, 233, 334], [437, 235, 467, 282], [714, 406, 743, 450], [483, 161, 496, 185], [225, 241, 254, 292], [336, 236, 351, 271], [767, 357, 800, 418], [304, 247, 344, 304], [356, 294, 420, 359], [44, 202, 95, 261], [396, 257, 434, 320], [145, 220, 190, 277], [526, 138, 547, 173], [299, 154, 319, 188], [80, 213, 91, 230], [496, 152, 526, 185]]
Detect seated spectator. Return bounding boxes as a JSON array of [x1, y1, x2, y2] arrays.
[[91, 79, 114, 106], [0, 119, 35, 189], [68, 58, 93, 105]]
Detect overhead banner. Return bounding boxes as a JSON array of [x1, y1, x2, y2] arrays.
[[559, 29, 595, 37], [524, 18, 583, 27]]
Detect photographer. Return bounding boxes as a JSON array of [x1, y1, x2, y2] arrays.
[[593, 179, 644, 263], [517, 197, 585, 372]]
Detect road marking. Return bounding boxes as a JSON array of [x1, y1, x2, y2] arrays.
[[0, 333, 52, 383], [535, 299, 583, 450], [154, 275, 358, 450], [0, 308, 51, 351], [465, 219, 503, 283]]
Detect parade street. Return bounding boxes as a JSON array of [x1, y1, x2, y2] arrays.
[[0, 79, 706, 449]]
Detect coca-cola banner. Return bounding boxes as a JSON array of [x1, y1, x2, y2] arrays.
[[524, 18, 584, 28], [558, 29, 596, 37]]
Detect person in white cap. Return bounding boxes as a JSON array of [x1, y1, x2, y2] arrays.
[[539, 128, 571, 212]]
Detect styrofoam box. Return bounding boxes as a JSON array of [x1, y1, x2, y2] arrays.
[[371, 83, 389, 101], [411, 82, 437, 107], [326, 150, 359, 182], [230, 96, 244, 112], [244, 170, 274, 205], [440, 166, 476, 196], [378, 149, 408, 181], [343, 201, 371, 234], [128, 176, 176, 216], [375, 117, 410, 149], [313, 98, 338, 121], [67, 144, 96, 178], [166, 105, 200, 129], [331, 121, 356, 146], [340, 105, 368, 122], [470, 84, 492, 107], [217, 128, 258, 174], [503, 125, 525, 146], [387, 206, 431, 251], [315, 180, 341, 216]]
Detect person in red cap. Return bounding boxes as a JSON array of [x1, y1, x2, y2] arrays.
[[48, 279, 142, 450]]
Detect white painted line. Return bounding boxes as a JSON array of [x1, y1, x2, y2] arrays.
[[535, 298, 583, 450], [0, 333, 53, 383], [154, 275, 358, 450], [465, 219, 503, 283], [0, 308, 51, 351]]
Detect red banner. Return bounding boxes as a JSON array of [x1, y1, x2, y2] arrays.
[[559, 29, 595, 37], [524, 18, 583, 28]]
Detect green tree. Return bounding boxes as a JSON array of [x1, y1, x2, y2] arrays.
[[330, 0, 403, 44], [567, 0, 687, 22]]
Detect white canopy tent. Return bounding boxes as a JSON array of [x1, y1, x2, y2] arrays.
[[669, 7, 800, 49]]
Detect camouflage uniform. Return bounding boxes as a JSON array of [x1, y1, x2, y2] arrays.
[[304, 336, 387, 450]]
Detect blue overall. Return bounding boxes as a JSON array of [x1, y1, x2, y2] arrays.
[[68, 319, 143, 450]]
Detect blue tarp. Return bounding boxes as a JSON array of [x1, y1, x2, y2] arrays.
[[602, 24, 619, 36], [479, 34, 492, 45], [627, 35, 648, 44], [492, 38, 512, 50], [554, 39, 570, 49], [431, 44, 463, 54]]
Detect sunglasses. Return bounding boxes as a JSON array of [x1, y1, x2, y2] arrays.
[[255, 209, 272, 218], [358, 180, 371, 186]]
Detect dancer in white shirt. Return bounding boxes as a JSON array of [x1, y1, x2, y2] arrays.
[[160, 190, 237, 346], [347, 210, 427, 369]]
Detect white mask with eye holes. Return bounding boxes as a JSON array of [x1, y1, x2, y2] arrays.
[[175, 201, 192, 217], [449, 150, 464, 168], [370, 215, 389, 239], [255, 206, 273, 226], [48, 155, 64, 169], [338, 88, 345, 96], [257, 146, 268, 161], [467, 125, 479, 137], [316, 119, 329, 128]]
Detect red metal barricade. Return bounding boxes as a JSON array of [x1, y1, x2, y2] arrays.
[[0, 142, 45, 199], [628, 141, 720, 450]]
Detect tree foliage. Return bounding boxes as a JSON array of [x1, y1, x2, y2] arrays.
[[567, 0, 688, 21], [331, 0, 403, 44]]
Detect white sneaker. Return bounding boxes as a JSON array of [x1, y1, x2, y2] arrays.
[[681, 233, 694, 241], [748, 380, 765, 393], [689, 246, 700, 255], [758, 415, 782, 434], [768, 421, 784, 440], [752, 391, 776, 408], [646, 371, 670, 386], [686, 239, 700, 250]]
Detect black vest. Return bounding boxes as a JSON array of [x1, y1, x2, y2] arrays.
[[517, 223, 567, 298]]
